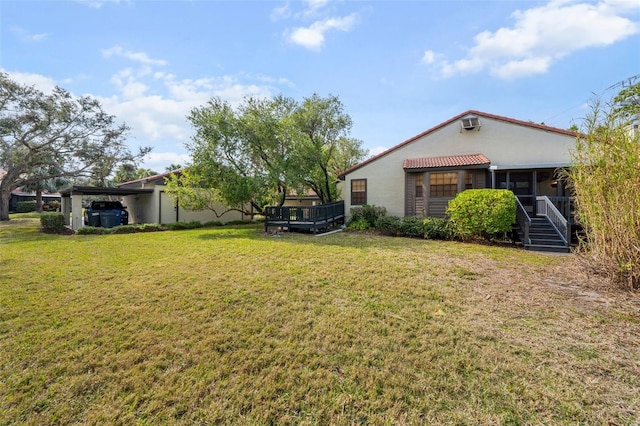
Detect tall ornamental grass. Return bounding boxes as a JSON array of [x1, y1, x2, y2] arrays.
[[568, 100, 640, 290]]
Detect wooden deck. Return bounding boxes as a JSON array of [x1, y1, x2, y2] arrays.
[[264, 201, 345, 234]]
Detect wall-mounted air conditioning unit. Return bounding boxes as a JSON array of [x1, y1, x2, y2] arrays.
[[460, 116, 481, 131]]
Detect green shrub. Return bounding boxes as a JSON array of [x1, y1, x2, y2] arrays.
[[40, 213, 65, 231], [77, 226, 108, 235], [109, 225, 139, 234], [350, 205, 386, 229], [446, 189, 516, 241], [399, 216, 425, 238], [423, 217, 453, 240], [346, 218, 370, 232], [109, 223, 166, 234], [225, 220, 254, 226], [138, 223, 166, 232], [375, 216, 402, 236], [165, 221, 203, 231], [16, 201, 37, 213], [203, 220, 223, 227]]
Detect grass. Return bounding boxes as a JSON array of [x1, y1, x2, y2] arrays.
[[1, 219, 639, 424]]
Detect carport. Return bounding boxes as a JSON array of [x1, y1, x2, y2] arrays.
[[59, 185, 153, 230]]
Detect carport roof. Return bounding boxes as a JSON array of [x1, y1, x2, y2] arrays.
[[59, 185, 154, 197]]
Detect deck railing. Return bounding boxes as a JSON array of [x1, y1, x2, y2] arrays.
[[536, 196, 570, 245], [515, 197, 531, 246], [264, 201, 345, 233]]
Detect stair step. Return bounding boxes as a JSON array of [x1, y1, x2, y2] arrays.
[[530, 238, 566, 246], [525, 244, 571, 253], [514, 216, 570, 253]]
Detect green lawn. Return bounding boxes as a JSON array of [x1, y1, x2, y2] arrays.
[[1, 219, 639, 424]]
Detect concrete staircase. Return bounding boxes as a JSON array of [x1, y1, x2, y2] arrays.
[[514, 217, 570, 253]]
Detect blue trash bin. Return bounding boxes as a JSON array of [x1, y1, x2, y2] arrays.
[[99, 211, 121, 228]]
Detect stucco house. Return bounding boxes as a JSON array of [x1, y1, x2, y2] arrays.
[[338, 110, 579, 251]]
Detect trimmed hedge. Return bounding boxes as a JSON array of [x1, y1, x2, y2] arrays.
[[76, 226, 108, 235], [77, 223, 168, 235], [164, 221, 204, 231], [446, 189, 516, 240], [40, 213, 65, 232], [16, 201, 37, 213], [399, 216, 425, 238], [375, 216, 402, 236], [423, 217, 453, 240], [374, 216, 426, 238]]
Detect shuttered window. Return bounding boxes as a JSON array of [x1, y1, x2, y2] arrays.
[[415, 174, 424, 198], [351, 179, 367, 205], [464, 171, 473, 190]]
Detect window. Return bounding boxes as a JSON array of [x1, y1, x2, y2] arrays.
[[415, 174, 424, 198], [430, 172, 458, 197], [464, 171, 473, 190], [351, 179, 367, 205]]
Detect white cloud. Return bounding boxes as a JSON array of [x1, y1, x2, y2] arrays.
[[3, 70, 58, 93], [302, 0, 330, 17], [97, 69, 281, 164], [424, 0, 639, 80], [142, 152, 192, 172], [270, 1, 291, 21], [102, 45, 167, 66], [286, 14, 357, 50], [75, 0, 128, 9], [368, 146, 388, 157], [3, 66, 286, 172], [10, 26, 48, 42], [421, 50, 437, 65]]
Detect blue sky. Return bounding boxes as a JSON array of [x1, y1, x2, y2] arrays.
[[2, 0, 638, 172]]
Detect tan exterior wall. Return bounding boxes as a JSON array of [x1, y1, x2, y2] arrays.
[[122, 193, 156, 224], [343, 116, 575, 219], [122, 185, 248, 225]]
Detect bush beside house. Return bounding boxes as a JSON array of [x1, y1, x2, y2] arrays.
[[446, 189, 516, 241], [347, 189, 515, 243]]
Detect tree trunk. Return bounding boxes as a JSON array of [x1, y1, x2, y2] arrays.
[[0, 184, 11, 221], [35, 189, 43, 213]]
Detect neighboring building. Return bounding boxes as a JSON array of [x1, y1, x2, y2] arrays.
[[1, 168, 62, 212], [60, 170, 251, 229], [116, 171, 250, 225], [283, 189, 321, 207], [338, 110, 578, 220], [9, 189, 61, 212]]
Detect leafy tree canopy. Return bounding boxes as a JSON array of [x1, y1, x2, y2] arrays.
[[112, 163, 158, 185], [166, 94, 367, 216], [612, 80, 640, 123], [0, 72, 150, 220]]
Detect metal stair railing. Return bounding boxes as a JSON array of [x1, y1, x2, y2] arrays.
[[515, 197, 531, 246], [536, 196, 570, 246]]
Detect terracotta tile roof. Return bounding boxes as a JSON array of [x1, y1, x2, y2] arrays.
[[403, 153, 490, 170]]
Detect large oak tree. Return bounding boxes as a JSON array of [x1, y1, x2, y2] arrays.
[[166, 94, 367, 216], [0, 73, 150, 221]]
